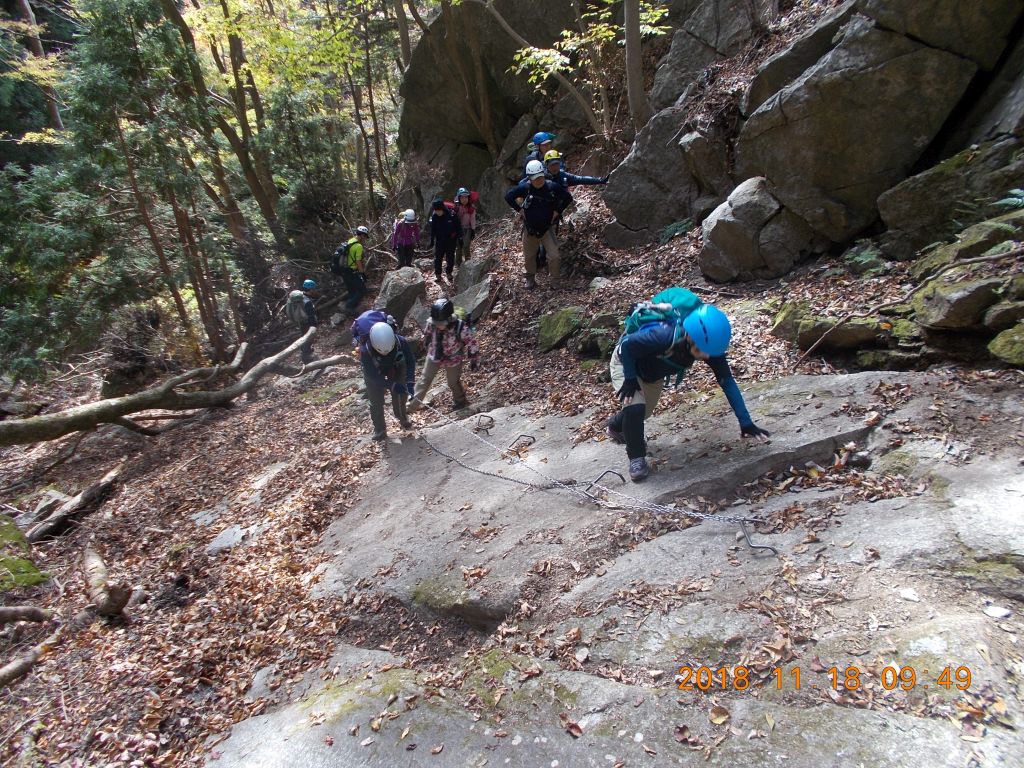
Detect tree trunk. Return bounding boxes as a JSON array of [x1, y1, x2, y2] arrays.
[[158, 0, 288, 249], [0, 607, 52, 625], [114, 118, 202, 360], [82, 548, 131, 617], [0, 328, 354, 448], [392, 0, 411, 68], [27, 464, 123, 542], [623, 0, 654, 129], [346, 69, 376, 218], [362, 15, 394, 193], [15, 0, 63, 131]]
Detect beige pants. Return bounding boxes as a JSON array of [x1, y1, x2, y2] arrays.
[[609, 344, 664, 419], [411, 357, 466, 407], [523, 230, 560, 278]]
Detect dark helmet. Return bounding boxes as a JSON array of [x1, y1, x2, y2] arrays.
[[431, 198, 446, 210], [430, 298, 455, 322]]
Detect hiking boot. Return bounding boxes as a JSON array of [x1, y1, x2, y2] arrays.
[[372, 430, 388, 442], [399, 419, 413, 430], [606, 422, 626, 444], [523, 274, 537, 289], [446, 272, 454, 281], [451, 400, 469, 412], [629, 457, 650, 482]]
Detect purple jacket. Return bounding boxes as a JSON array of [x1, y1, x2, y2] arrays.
[[392, 220, 420, 249]]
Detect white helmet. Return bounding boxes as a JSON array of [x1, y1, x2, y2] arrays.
[[403, 209, 416, 222], [369, 322, 396, 354], [525, 159, 545, 179], [356, 225, 370, 236]]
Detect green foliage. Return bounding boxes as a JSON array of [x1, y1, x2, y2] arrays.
[[994, 188, 1024, 210], [510, 0, 669, 122], [660, 219, 693, 244], [0, 514, 49, 591]]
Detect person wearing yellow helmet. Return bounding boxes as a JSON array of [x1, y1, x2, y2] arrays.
[[543, 149, 609, 188]]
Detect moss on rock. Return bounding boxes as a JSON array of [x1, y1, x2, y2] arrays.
[[988, 322, 1024, 366]]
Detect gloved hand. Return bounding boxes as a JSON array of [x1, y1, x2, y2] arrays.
[[617, 377, 639, 403], [741, 423, 771, 441], [470, 358, 480, 372], [599, 175, 610, 184]]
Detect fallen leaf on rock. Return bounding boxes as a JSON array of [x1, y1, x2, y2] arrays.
[[560, 712, 583, 738], [709, 705, 730, 725], [494, 730, 508, 738], [360, 737, 374, 747], [349, 724, 359, 737], [810, 656, 827, 673], [324, 735, 334, 746], [674, 724, 690, 742], [898, 588, 920, 602], [765, 713, 775, 732], [518, 665, 542, 681], [370, 718, 382, 732], [400, 726, 410, 741], [430, 744, 444, 754], [642, 744, 657, 755]]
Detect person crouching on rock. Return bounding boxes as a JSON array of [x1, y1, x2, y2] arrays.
[[608, 299, 770, 482], [409, 299, 480, 414], [352, 310, 415, 442], [504, 160, 572, 290]]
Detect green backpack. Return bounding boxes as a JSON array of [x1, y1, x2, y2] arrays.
[[622, 287, 703, 335], [621, 287, 703, 385]]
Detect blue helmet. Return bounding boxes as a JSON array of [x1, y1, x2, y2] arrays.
[[302, 279, 317, 291], [531, 131, 555, 146], [682, 304, 731, 356]]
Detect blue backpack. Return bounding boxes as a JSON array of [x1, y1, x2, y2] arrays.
[[351, 310, 398, 347]]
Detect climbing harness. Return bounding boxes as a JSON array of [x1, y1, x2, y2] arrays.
[[408, 396, 778, 556]]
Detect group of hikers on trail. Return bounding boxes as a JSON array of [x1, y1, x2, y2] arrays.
[[285, 131, 769, 482]]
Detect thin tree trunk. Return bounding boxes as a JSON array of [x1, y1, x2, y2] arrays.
[[159, 0, 288, 249], [345, 68, 375, 218], [624, 0, 654, 129], [15, 0, 63, 131], [392, 0, 411, 68], [114, 118, 201, 360], [362, 15, 393, 193]]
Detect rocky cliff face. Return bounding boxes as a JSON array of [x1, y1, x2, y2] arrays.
[[605, 0, 1024, 278]]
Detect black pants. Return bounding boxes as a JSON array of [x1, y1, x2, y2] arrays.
[[342, 269, 366, 314], [396, 245, 415, 268], [433, 241, 456, 277], [608, 405, 647, 459]]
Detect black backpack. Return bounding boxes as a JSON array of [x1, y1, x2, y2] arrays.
[[330, 241, 351, 275]]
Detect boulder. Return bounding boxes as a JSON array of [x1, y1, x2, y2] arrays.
[[878, 137, 1024, 260], [984, 301, 1024, 332], [455, 253, 497, 294], [911, 275, 1004, 330], [651, 0, 777, 110], [908, 210, 1024, 281], [841, 242, 888, 277], [398, 0, 576, 195], [856, 0, 1023, 70], [771, 301, 880, 351], [496, 113, 537, 166], [568, 329, 617, 360], [373, 267, 426, 325], [742, 1, 856, 116], [988, 322, 1024, 366], [405, 299, 431, 334], [602, 110, 696, 245], [588, 277, 612, 292], [451, 276, 493, 322], [698, 177, 821, 281], [538, 307, 585, 352], [737, 16, 977, 243]]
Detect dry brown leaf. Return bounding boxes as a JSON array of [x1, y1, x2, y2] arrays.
[[642, 744, 657, 755], [430, 744, 444, 754], [400, 726, 410, 741], [710, 705, 731, 725]]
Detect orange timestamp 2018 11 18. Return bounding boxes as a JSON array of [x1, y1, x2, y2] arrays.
[[675, 665, 973, 692]]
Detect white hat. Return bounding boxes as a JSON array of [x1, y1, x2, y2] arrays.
[[403, 209, 416, 222], [525, 159, 545, 179], [369, 322, 396, 354]]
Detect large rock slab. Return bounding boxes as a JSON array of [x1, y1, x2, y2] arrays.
[[451, 276, 492, 322], [742, 1, 856, 116], [699, 177, 822, 281], [856, 0, 1024, 70], [373, 267, 426, 325], [454, 253, 496, 294], [878, 136, 1024, 259], [911, 275, 1004, 330], [737, 15, 977, 243], [651, 0, 778, 110]]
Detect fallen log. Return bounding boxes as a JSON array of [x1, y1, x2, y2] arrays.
[[0, 606, 53, 625], [0, 626, 61, 689], [0, 328, 332, 448], [26, 464, 123, 543], [82, 548, 131, 617]]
